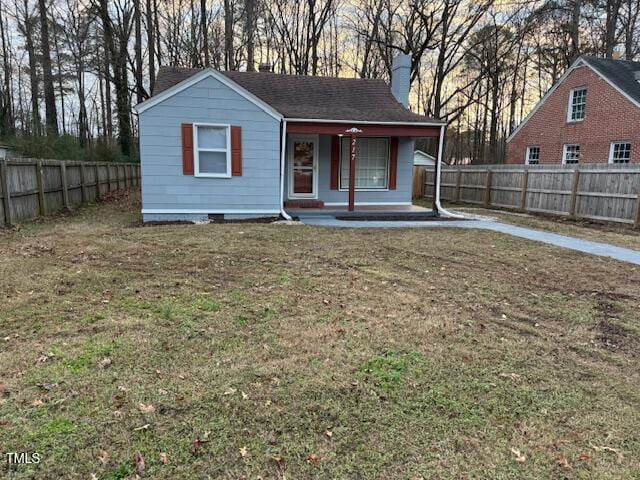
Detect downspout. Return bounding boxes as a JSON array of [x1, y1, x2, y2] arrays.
[[434, 123, 465, 219], [279, 119, 293, 220]]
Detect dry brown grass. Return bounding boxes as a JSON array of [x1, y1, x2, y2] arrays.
[[1, 191, 640, 479]]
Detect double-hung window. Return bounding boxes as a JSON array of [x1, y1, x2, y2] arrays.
[[340, 137, 389, 189], [525, 146, 540, 165], [567, 88, 587, 122], [562, 144, 580, 164], [194, 124, 231, 177], [609, 142, 631, 164]]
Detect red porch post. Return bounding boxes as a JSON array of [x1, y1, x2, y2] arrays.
[[348, 135, 357, 211]]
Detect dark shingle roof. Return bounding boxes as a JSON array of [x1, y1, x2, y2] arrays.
[[152, 66, 443, 124], [581, 55, 640, 105]]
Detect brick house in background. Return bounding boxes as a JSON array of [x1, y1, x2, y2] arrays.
[[506, 55, 640, 165]]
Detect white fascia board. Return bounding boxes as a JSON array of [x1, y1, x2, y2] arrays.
[[506, 59, 588, 143], [134, 68, 283, 120], [284, 117, 446, 127]]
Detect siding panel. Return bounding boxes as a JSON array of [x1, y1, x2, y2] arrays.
[[139, 75, 281, 219]]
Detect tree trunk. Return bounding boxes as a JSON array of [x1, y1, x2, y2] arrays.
[[201, 0, 210, 66], [53, 23, 66, 134], [245, 0, 256, 71], [37, 0, 59, 135], [146, 0, 156, 91], [224, 0, 233, 69], [605, 0, 622, 57], [23, 0, 41, 135], [98, 0, 132, 156], [0, 5, 14, 134], [134, 0, 145, 103]]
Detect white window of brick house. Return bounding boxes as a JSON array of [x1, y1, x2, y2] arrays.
[[567, 88, 587, 122], [609, 141, 631, 164], [562, 144, 580, 164], [525, 146, 540, 165]]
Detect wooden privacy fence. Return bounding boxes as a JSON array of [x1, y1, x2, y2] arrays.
[[0, 158, 141, 227], [425, 164, 640, 227]]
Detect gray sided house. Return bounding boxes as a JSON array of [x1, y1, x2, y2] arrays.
[[135, 55, 445, 222]]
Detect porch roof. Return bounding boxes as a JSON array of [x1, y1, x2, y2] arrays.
[[286, 120, 442, 137]]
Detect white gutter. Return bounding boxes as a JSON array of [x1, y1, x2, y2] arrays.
[[434, 124, 465, 219], [279, 119, 293, 220]]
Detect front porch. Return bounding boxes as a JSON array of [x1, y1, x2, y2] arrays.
[[282, 120, 443, 212], [285, 205, 437, 220]]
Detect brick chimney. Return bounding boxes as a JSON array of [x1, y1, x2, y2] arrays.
[[391, 53, 411, 107], [258, 62, 273, 73]]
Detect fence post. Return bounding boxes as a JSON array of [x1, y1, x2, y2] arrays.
[[569, 169, 581, 217], [60, 161, 70, 210], [106, 163, 112, 192], [95, 163, 101, 197], [455, 169, 462, 203], [519, 169, 529, 211], [36, 161, 46, 215], [0, 159, 12, 227], [484, 169, 493, 208], [80, 162, 87, 203], [634, 194, 640, 229]]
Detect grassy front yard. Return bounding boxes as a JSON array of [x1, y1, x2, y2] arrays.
[[2, 191, 640, 479]]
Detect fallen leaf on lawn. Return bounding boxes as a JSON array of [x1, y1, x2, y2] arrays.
[[138, 403, 155, 414], [97, 450, 109, 465], [159, 453, 168, 465], [239, 446, 248, 458], [99, 357, 112, 368], [264, 400, 272, 407], [578, 453, 591, 462], [306, 453, 320, 464], [241, 391, 249, 400], [191, 438, 209, 456], [555, 454, 571, 469], [134, 451, 145, 473], [325, 430, 333, 438], [591, 444, 624, 463], [223, 387, 237, 396], [510, 447, 526, 463]]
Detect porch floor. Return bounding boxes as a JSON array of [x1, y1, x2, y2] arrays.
[[286, 204, 436, 218], [286, 205, 435, 221]]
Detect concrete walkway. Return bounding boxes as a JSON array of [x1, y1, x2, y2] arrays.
[[298, 215, 640, 266]]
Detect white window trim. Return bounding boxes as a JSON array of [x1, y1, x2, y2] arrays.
[[608, 141, 632, 164], [338, 136, 390, 191], [288, 134, 319, 199], [562, 144, 580, 164], [566, 87, 586, 123], [193, 123, 232, 178], [525, 146, 540, 165]]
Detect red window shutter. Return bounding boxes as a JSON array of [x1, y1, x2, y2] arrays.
[[388, 137, 398, 190], [330, 135, 340, 190], [231, 126, 242, 176], [181, 123, 194, 175]]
